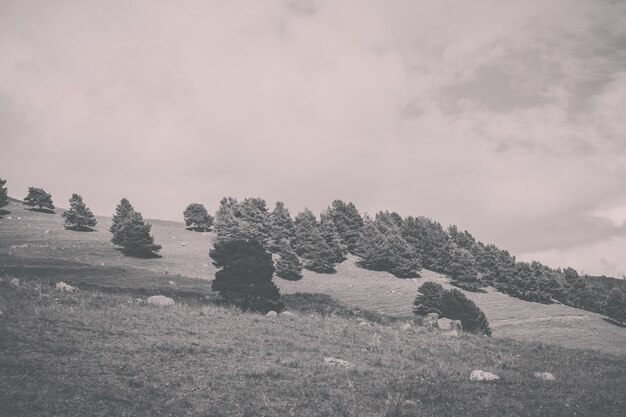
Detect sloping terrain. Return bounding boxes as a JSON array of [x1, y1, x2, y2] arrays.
[[1, 200, 624, 355]]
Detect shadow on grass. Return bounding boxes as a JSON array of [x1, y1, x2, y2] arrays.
[[185, 227, 211, 232], [115, 247, 163, 259], [64, 226, 97, 232], [602, 317, 626, 328], [26, 208, 56, 214], [0, 209, 9, 216]]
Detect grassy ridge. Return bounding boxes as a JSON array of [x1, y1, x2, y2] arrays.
[[1, 281, 625, 417]]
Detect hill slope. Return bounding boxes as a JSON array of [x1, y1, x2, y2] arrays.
[[0, 200, 624, 355]]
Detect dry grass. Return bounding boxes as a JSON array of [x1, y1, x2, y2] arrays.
[[1, 281, 625, 417]]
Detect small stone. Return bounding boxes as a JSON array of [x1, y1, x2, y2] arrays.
[[423, 313, 439, 330], [10, 278, 20, 287], [55, 282, 78, 292], [279, 311, 297, 318], [470, 370, 500, 382], [147, 295, 175, 306], [168, 280, 176, 285], [399, 323, 412, 332], [44, 229, 50, 234], [180, 243, 187, 246], [324, 357, 353, 368], [534, 372, 556, 381], [266, 311, 278, 317]]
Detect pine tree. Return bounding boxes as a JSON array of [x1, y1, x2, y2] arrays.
[[183, 203, 213, 231], [23, 187, 54, 211], [210, 239, 283, 312], [413, 282, 445, 316], [0, 178, 8, 210], [110, 198, 135, 238], [439, 289, 491, 336], [326, 200, 364, 253], [294, 209, 336, 273], [238, 197, 271, 245], [447, 247, 479, 284], [62, 194, 97, 231], [606, 287, 626, 324], [214, 197, 242, 242], [268, 201, 296, 252], [320, 209, 347, 263], [275, 239, 303, 281], [111, 208, 161, 257]]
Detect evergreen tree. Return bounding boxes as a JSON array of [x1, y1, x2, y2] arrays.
[[294, 209, 336, 273], [439, 289, 491, 335], [214, 197, 242, 242], [238, 197, 271, 245], [413, 282, 445, 316], [447, 247, 480, 284], [320, 209, 347, 263], [0, 178, 8, 209], [183, 203, 213, 231], [110, 198, 135, 237], [275, 239, 303, 281], [210, 239, 283, 312], [23, 187, 54, 211], [326, 200, 364, 253], [111, 210, 161, 257], [268, 201, 296, 252], [62, 194, 97, 231], [606, 287, 626, 324]]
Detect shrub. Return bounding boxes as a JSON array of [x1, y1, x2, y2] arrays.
[[183, 203, 213, 231], [606, 287, 626, 325], [62, 194, 97, 231], [23, 187, 54, 211], [0, 178, 8, 209], [210, 239, 283, 313], [413, 282, 445, 316]]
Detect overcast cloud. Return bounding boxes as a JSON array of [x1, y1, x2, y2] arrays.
[[1, 0, 625, 276]]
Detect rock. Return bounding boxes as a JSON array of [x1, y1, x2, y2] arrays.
[[147, 295, 175, 306], [534, 372, 556, 381], [424, 313, 439, 330], [56, 282, 77, 292], [399, 323, 412, 332], [358, 321, 370, 326], [10, 278, 20, 287], [438, 318, 462, 332], [168, 280, 176, 285], [401, 400, 418, 413], [279, 311, 297, 318], [266, 310, 278, 317], [324, 357, 354, 368], [44, 229, 50, 234], [180, 243, 187, 247], [470, 370, 500, 382], [441, 330, 459, 338]]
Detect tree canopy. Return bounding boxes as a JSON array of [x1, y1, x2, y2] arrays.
[[23, 187, 54, 211], [62, 194, 97, 231]]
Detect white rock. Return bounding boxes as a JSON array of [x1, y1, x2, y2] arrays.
[[280, 311, 297, 318], [180, 243, 187, 246], [399, 323, 412, 332], [168, 280, 176, 285], [534, 372, 556, 381], [423, 313, 439, 330], [10, 278, 20, 287], [470, 370, 500, 382], [438, 318, 462, 332], [147, 295, 175, 306], [324, 357, 354, 368], [44, 229, 50, 234], [266, 310, 278, 317], [55, 282, 77, 292]]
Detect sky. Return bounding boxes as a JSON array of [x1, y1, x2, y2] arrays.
[[1, 0, 625, 277]]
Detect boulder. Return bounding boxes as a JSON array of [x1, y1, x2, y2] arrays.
[[266, 310, 278, 317], [147, 295, 175, 306], [534, 372, 556, 381], [470, 370, 500, 382], [399, 323, 412, 332], [438, 318, 462, 332], [10, 278, 20, 287], [423, 313, 439, 330], [324, 357, 354, 368], [279, 311, 297, 318], [55, 282, 77, 292]]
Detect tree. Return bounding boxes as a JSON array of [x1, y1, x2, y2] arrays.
[[238, 197, 271, 245], [110, 198, 135, 237], [294, 209, 337, 273], [111, 209, 161, 257], [23, 187, 54, 211], [268, 201, 296, 252], [0, 178, 8, 209], [413, 282, 445, 316], [605, 287, 626, 324], [325, 200, 364, 253], [320, 209, 347, 263], [275, 239, 303, 281], [214, 197, 242, 242], [62, 194, 97, 231], [210, 239, 283, 312], [183, 203, 213, 231]]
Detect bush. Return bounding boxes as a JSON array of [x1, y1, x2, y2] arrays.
[[183, 203, 213, 231], [23, 187, 54, 211], [606, 287, 626, 325], [413, 282, 491, 335], [0, 178, 8, 209], [62, 194, 97, 231], [210, 239, 283, 313]]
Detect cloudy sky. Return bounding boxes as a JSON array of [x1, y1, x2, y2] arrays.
[[1, 0, 625, 277]]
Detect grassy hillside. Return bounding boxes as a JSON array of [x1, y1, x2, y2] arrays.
[[1, 280, 625, 417], [1, 199, 624, 355]]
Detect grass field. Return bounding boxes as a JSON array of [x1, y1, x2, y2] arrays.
[[1, 200, 625, 416], [1, 200, 624, 355]]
